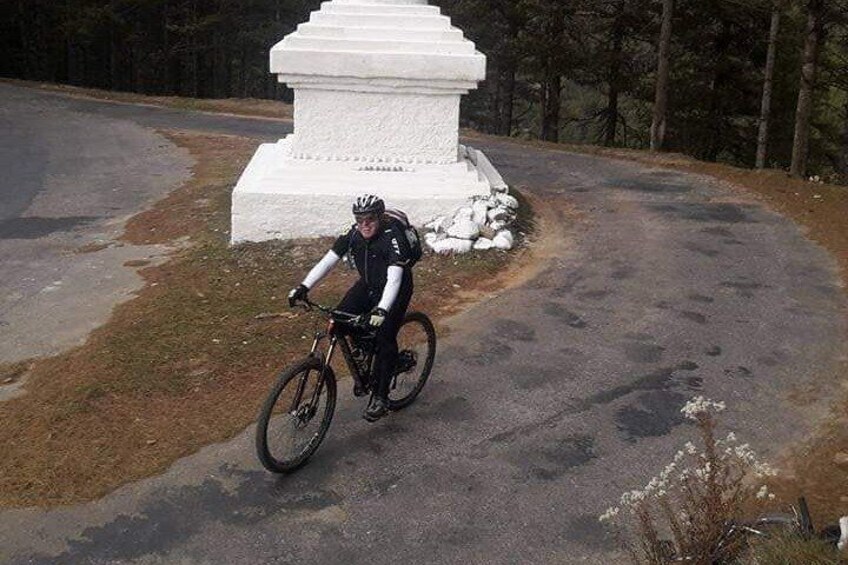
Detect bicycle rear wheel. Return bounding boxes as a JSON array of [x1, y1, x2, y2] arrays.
[[387, 312, 436, 410], [255, 356, 336, 473]]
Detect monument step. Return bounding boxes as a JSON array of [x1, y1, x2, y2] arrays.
[[273, 49, 485, 85], [321, 2, 440, 16], [282, 36, 476, 55], [310, 12, 451, 30], [296, 23, 464, 43]]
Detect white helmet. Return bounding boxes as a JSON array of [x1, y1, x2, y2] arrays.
[[352, 194, 385, 216]]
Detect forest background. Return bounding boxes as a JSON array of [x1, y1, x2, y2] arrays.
[[2, 0, 847, 183]]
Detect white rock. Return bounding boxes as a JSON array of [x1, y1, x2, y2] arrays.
[[493, 230, 514, 250], [454, 206, 474, 221], [489, 220, 506, 232], [496, 193, 519, 210], [424, 232, 440, 246], [430, 237, 474, 254], [473, 238, 495, 250], [487, 206, 512, 223], [472, 200, 489, 226], [425, 216, 447, 232], [446, 218, 480, 240]]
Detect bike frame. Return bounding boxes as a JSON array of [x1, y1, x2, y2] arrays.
[[299, 312, 376, 413]]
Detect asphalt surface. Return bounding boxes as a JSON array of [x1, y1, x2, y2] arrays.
[[0, 84, 191, 366], [1, 85, 846, 563], [0, 83, 287, 367]]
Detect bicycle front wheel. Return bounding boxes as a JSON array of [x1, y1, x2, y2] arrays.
[[255, 356, 336, 473], [387, 312, 436, 410]]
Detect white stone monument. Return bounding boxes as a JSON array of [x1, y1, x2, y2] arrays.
[[231, 0, 505, 243]]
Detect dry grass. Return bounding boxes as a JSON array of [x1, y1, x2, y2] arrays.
[[0, 131, 544, 508], [0, 78, 293, 120], [0, 361, 32, 385], [744, 533, 847, 564]]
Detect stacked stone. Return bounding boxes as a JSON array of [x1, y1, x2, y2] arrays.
[[423, 190, 519, 254]]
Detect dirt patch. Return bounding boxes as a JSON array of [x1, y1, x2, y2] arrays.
[[1, 78, 293, 121], [0, 132, 552, 508], [72, 242, 112, 254]]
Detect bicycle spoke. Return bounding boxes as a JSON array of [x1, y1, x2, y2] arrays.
[[256, 360, 336, 473], [387, 313, 435, 409]]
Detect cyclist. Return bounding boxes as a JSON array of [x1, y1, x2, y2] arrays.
[[288, 194, 415, 422]]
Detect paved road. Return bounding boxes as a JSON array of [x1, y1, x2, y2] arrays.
[[1, 86, 846, 563], [0, 83, 290, 367]]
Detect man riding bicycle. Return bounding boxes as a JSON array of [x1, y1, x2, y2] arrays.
[[288, 194, 415, 422]]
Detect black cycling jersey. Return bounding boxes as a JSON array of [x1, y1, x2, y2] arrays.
[[332, 220, 413, 295]]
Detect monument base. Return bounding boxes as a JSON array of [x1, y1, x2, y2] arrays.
[[231, 136, 502, 243]]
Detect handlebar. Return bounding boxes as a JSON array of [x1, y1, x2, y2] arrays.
[[295, 298, 370, 328]]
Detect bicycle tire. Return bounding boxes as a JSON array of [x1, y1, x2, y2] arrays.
[[387, 312, 436, 411], [255, 356, 336, 473]]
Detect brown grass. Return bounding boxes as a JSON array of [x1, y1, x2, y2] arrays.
[[0, 361, 32, 385], [744, 533, 847, 564], [0, 78, 293, 121], [0, 131, 548, 508]]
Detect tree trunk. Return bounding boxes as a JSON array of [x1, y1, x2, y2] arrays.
[[541, 71, 561, 142], [756, 6, 781, 169], [604, 3, 626, 147], [487, 61, 502, 134], [838, 99, 848, 183], [499, 65, 516, 136], [651, 0, 673, 152], [191, 0, 199, 98], [705, 17, 733, 162], [109, 0, 118, 89], [790, 0, 824, 179]]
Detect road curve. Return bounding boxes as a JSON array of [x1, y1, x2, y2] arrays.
[[0, 84, 195, 365], [1, 88, 846, 563]]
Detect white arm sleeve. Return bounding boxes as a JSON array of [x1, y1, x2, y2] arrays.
[[378, 266, 404, 312], [302, 251, 340, 290]]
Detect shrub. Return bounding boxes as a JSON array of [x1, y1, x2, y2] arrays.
[[599, 396, 778, 564]]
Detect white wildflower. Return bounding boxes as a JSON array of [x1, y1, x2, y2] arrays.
[[756, 485, 770, 500], [693, 461, 712, 481], [599, 507, 620, 523], [753, 462, 778, 478], [681, 396, 726, 420]]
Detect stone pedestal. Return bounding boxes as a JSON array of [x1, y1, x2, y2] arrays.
[[231, 0, 501, 243]]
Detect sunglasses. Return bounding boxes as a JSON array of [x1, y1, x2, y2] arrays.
[[355, 214, 379, 226]]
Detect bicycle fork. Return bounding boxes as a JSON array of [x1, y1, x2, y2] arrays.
[[292, 336, 338, 417]]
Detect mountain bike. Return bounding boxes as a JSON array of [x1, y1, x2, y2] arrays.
[[255, 298, 436, 473]]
